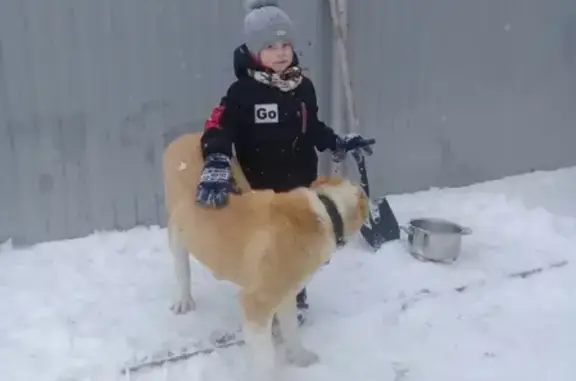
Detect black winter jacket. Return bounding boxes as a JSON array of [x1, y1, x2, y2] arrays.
[[200, 44, 340, 192]]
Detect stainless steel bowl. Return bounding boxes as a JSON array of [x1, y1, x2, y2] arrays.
[[400, 218, 472, 263]]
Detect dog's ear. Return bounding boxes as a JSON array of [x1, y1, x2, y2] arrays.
[[327, 176, 345, 186], [310, 176, 331, 188], [357, 187, 370, 221], [311, 176, 347, 188]]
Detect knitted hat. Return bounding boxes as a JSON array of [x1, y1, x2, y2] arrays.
[[243, 0, 294, 55]]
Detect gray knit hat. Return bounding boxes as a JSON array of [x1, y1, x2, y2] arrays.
[[243, 0, 295, 55]]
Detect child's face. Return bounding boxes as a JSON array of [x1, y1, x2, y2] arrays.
[[259, 41, 294, 73]]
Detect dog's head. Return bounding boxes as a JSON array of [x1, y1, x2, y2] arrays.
[[311, 176, 370, 239]]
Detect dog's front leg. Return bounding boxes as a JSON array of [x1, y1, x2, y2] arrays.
[[168, 225, 195, 314], [276, 294, 319, 367]]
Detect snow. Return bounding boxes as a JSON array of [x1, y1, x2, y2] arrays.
[[1, 167, 576, 381]]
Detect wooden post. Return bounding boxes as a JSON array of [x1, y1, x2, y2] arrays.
[[337, 0, 348, 138], [329, 4, 344, 176], [328, 0, 357, 176], [329, 0, 347, 175]]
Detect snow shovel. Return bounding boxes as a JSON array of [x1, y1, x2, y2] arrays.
[[351, 147, 400, 251], [327, 0, 399, 249]]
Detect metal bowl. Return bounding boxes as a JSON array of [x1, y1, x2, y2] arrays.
[[400, 218, 472, 264]]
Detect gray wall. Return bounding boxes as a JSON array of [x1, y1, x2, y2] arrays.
[[348, 0, 576, 194], [1, 0, 575, 246]]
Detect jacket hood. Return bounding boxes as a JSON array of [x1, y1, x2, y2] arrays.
[[233, 44, 300, 79]]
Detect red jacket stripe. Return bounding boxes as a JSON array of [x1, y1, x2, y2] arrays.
[[205, 105, 225, 130]]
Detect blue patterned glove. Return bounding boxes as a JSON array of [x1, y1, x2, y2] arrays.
[[196, 154, 241, 208], [332, 133, 375, 163]]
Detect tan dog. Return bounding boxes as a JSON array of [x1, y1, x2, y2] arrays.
[[162, 132, 369, 380]]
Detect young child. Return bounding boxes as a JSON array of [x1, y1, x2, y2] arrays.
[[196, 0, 375, 323]]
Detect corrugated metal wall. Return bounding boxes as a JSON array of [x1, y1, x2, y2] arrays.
[[348, 0, 576, 194], [1, 0, 575, 245], [0, 0, 327, 245]]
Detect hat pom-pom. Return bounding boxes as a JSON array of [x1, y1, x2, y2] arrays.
[[244, 0, 279, 12]]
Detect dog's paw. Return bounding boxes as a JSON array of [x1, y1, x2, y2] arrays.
[[170, 297, 196, 314], [285, 347, 319, 367]]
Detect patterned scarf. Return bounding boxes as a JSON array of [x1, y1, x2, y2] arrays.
[[248, 66, 303, 92]]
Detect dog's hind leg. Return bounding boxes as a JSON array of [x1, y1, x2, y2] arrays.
[[276, 292, 319, 367], [241, 293, 278, 381], [168, 224, 196, 314]]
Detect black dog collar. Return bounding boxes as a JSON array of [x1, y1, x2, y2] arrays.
[[317, 194, 346, 247]]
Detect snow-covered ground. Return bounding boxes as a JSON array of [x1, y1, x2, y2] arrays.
[[1, 167, 576, 381]]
